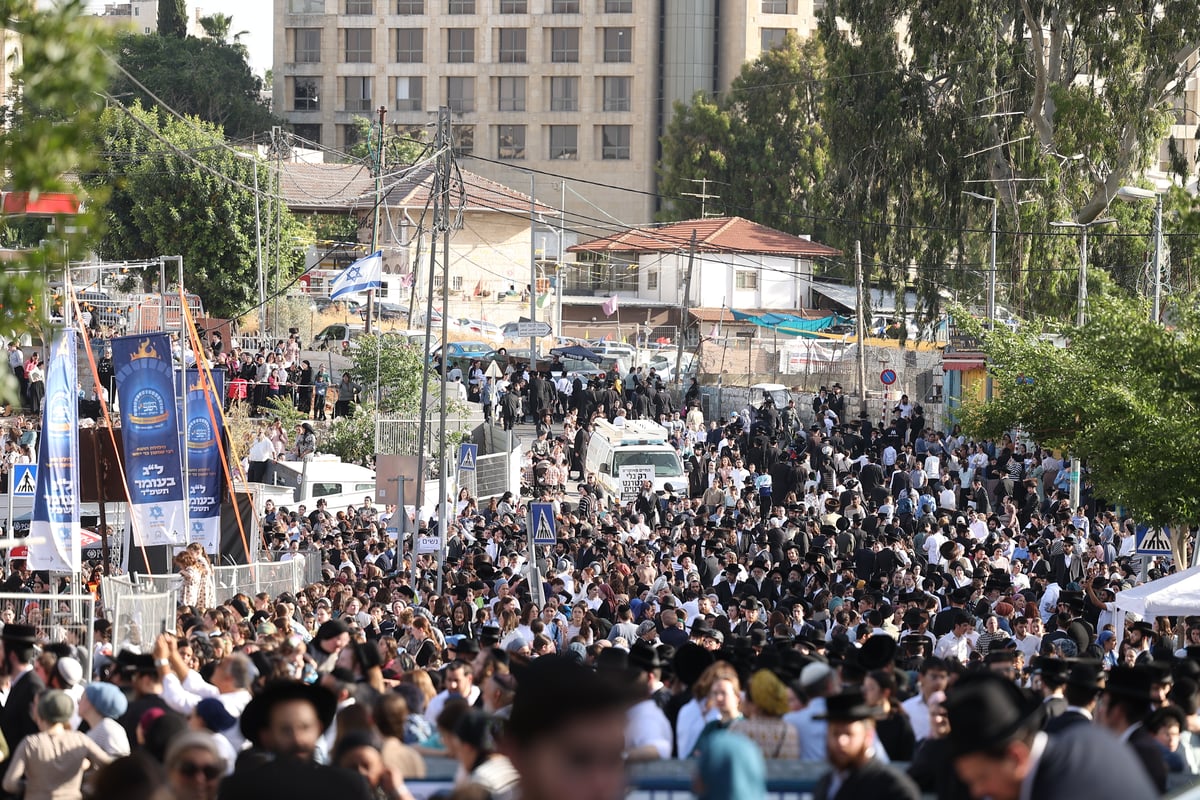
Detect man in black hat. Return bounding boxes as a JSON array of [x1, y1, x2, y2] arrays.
[[945, 672, 1157, 800], [1127, 621, 1157, 665], [219, 681, 371, 800], [812, 691, 921, 800], [0, 623, 43, 786], [1049, 535, 1085, 587], [1096, 665, 1168, 793], [1045, 660, 1105, 733], [1031, 656, 1069, 721]]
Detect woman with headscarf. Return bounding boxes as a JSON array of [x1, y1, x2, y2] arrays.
[[694, 729, 766, 800], [2, 690, 113, 800], [729, 669, 800, 760], [313, 366, 329, 421], [296, 360, 314, 415]]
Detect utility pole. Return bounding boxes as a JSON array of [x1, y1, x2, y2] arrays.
[[272, 125, 283, 340], [1152, 193, 1163, 323], [365, 106, 386, 335], [529, 173, 538, 375], [436, 106, 453, 597], [854, 240, 868, 415], [963, 191, 997, 400], [415, 108, 446, 583], [675, 229, 697, 388]]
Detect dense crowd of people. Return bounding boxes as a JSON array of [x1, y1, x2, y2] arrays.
[[0, 377, 1194, 800]]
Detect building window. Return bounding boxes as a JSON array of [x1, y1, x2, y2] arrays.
[[499, 0, 526, 10], [601, 124, 630, 159], [498, 28, 526, 62], [551, 0, 578, 11], [447, 28, 474, 62], [451, 275, 464, 292], [602, 76, 630, 111], [288, 0, 324, 12], [497, 77, 526, 111], [448, 0, 474, 12], [395, 76, 422, 111], [550, 76, 578, 111], [344, 76, 373, 111], [498, 124, 525, 160], [345, 0, 372, 13], [395, 29, 423, 62], [452, 124, 474, 156], [550, 28, 579, 62], [760, 28, 788, 50], [292, 77, 321, 111], [341, 124, 363, 150], [396, 0, 423, 12], [605, 0, 631, 10], [446, 77, 474, 113], [549, 125, 577, 159], [293, 124, 322, 145], [344, 29, 373, 62], [735, 270, 759, 290], [761, 0, 789, 11], [646, 267, 658, 290], [603, 27, 631, 62], [294, 28, 321, 63]]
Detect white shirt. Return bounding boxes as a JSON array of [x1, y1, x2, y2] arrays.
[[1014, 633, 1042, 661], [674, 697, 706, 759], [935, 630, 972, 663], [901, 693, 931, 742], [626, 699, 672, 760], [425, 685, 481, 726], [248, 437, 275, 462]]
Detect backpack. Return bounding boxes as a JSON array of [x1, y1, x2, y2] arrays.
[[896, 494, 914, 516]]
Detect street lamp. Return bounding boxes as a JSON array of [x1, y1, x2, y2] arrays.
[[1115, 185, 1164, 322], [1049, 217, 1115, 327], [963, 191, 997, 402]]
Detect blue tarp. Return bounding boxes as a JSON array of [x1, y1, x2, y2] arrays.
[[728, 310, 851, 338]]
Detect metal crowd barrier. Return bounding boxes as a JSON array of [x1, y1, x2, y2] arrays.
[[111, 590, 175, 658], [0, 592, 96, 681], [211, 560, 302, 602]]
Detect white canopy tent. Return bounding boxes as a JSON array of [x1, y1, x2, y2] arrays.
[[1113, 565, 1200, 643]]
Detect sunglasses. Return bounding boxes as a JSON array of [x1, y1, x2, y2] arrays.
[[175, 762, 222, 780]]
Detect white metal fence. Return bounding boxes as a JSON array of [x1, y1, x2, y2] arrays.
[[212, 560, 302, 602], [111, 591, 174, 658], [0, 592, 96, 680]]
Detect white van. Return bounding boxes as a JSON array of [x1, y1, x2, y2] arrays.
[[262, 456, 377, 516], [585, 419, 685, 500]]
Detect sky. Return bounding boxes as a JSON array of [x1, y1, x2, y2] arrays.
[[194, 0, 274, 74]]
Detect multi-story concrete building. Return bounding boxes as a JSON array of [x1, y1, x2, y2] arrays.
[[91, 1, 206, 36], [273, 0, 825, 226]]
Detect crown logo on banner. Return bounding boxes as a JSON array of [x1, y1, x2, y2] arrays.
[[130, 339, 159, 361]]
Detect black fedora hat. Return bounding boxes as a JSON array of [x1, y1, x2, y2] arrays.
[[943, 673, 1042, 758], [1104, 666, 1154, 700], [628, 639, 665, 673], [1065, 660, 1105, 693], [815, 690, 882, 722], [858, 634, 898, 671], [1031, 656, 1069, 685], [240, 680, 338, 745], [1, 624, 37, 646]]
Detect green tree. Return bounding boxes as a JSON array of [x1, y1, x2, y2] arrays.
[[0, 0, 111, 399], [956, 293, 1200, 564], [197, 13, 247, 48], [83, 102, 308, 318], [321, 402, 378, 465], [156, 0, 186, 38], [110, 30, 279, 139], [346, 117, 429, 169], [658, 34, 828, 234], [346, 334, 428, 414]]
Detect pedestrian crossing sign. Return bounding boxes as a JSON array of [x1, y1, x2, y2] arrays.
[[1136, 525, 1172, 556], [530, 502, 556, 545], [11, 465, 36, 496], [457, 443, 478, 473]]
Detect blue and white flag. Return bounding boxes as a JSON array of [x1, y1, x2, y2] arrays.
[[112, 334, 186, 547], [184, 369, 224, 554], [28, 330, 80, 573], [330, 250, 383, 300]]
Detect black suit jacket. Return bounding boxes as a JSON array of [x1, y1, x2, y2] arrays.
[[813, 758, 921, 800], [0, 668, 44, 750], [1030, 725, 1158, 800], [1042, 708, 1092, 734], [1127, 725, 1169, 794], [218, 758, 372, 800], [1050, 553, 1085, 587]]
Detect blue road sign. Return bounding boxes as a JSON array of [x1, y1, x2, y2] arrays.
[[457, 443, 478, 472], [880, 369, 897, 385], [530, 502, 557, 545], [1135, 524, 1172, 556], [11, 464, 37, 496]]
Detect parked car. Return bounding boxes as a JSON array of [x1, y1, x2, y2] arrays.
[[360, 302, 410, 322]]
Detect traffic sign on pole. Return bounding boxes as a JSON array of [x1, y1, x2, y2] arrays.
[[457, 443, 478, 473], [11, 465, 36, 496], [517, 321, 552, 338], [879, 369, 897, 386], [530, 502, 556, 544], [1136, 525, 1172, 556]]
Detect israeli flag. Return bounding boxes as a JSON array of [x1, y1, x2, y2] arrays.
[[330, 250, 384, 300]]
